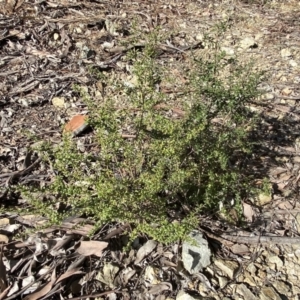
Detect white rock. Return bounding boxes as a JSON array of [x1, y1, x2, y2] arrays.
[[221, 47, 235, 56], [240, 37, 257, 49], [182, 230, 211, 274], [263, 93, 274, 100], [281, 87, 292, 96], [289, 60, 298, 67], [53, 33, 59, 40], [102, 41, 114, 49], [196, 33, 204, 41], [281, 48, 292, 57], [176, 290, 201, 300], [52, 97, 65, 108]]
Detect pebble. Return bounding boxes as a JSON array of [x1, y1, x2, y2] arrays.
[[52, 97, 65, 108], [281, 48, 292, 57]]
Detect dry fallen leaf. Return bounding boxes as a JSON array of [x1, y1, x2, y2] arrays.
[[56, 268, 84, 284], [134, 240, 157, 265], [148, 282, 172, 295], [119, 268, 136, 286], [76, 240, 108, 257], [0, 285, 10, 300], [277, 201, 293, 210], [96, 263, 119, 288], [23, 268, 56, 300]]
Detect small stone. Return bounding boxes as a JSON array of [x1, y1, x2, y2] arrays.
[[289, 60, 298, 67], [246, 263, 257, 275], [272, 281, 290, 295], [95, 90, 102, 98], [76, 42, 83, 49], [176, 290, 201, 300], [287, 100, 295, 106], [217, 276, 228, 288], [258, 193, 272, 205], [294, 264, 300, 277], [0, 234, 9, 243], [281, 48, 292, 57], [124, 75, 139, 88], [19, 99, 29, 107], [257, 269, 267, 281], [214, 259, 239, 279], [284, 260, 295, 268], [240, 37, 257, 49], [197, 282, 209, 296], [102, 41, 114, 49], [243, 271, 257, 287], [263, 93, 274, 100], [236, 283, 257, 300], [221, 46, 235, 56], [281, 87, 292, 96], [144, 266, 160, 284], [0, 218, 10, 226], [196, 33, 204, 41], [52, 97, 65, 108], [292, 284, 300, 295], [280, 76, 287, 82], [53, 33, 59, 40], [268, 256, 283, 270], [64, 115, 89, 136], [259, 286, 281, 300]]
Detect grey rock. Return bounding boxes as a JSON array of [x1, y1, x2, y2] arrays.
[[182, 230, 211, 274]]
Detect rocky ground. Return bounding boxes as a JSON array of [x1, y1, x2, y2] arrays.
[[1, 0, 300, 299]]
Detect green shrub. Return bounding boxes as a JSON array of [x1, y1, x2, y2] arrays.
[[21, 31, 262, 243]]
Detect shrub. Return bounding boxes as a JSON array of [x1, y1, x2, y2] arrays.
[[22, 31, 262, 243]]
